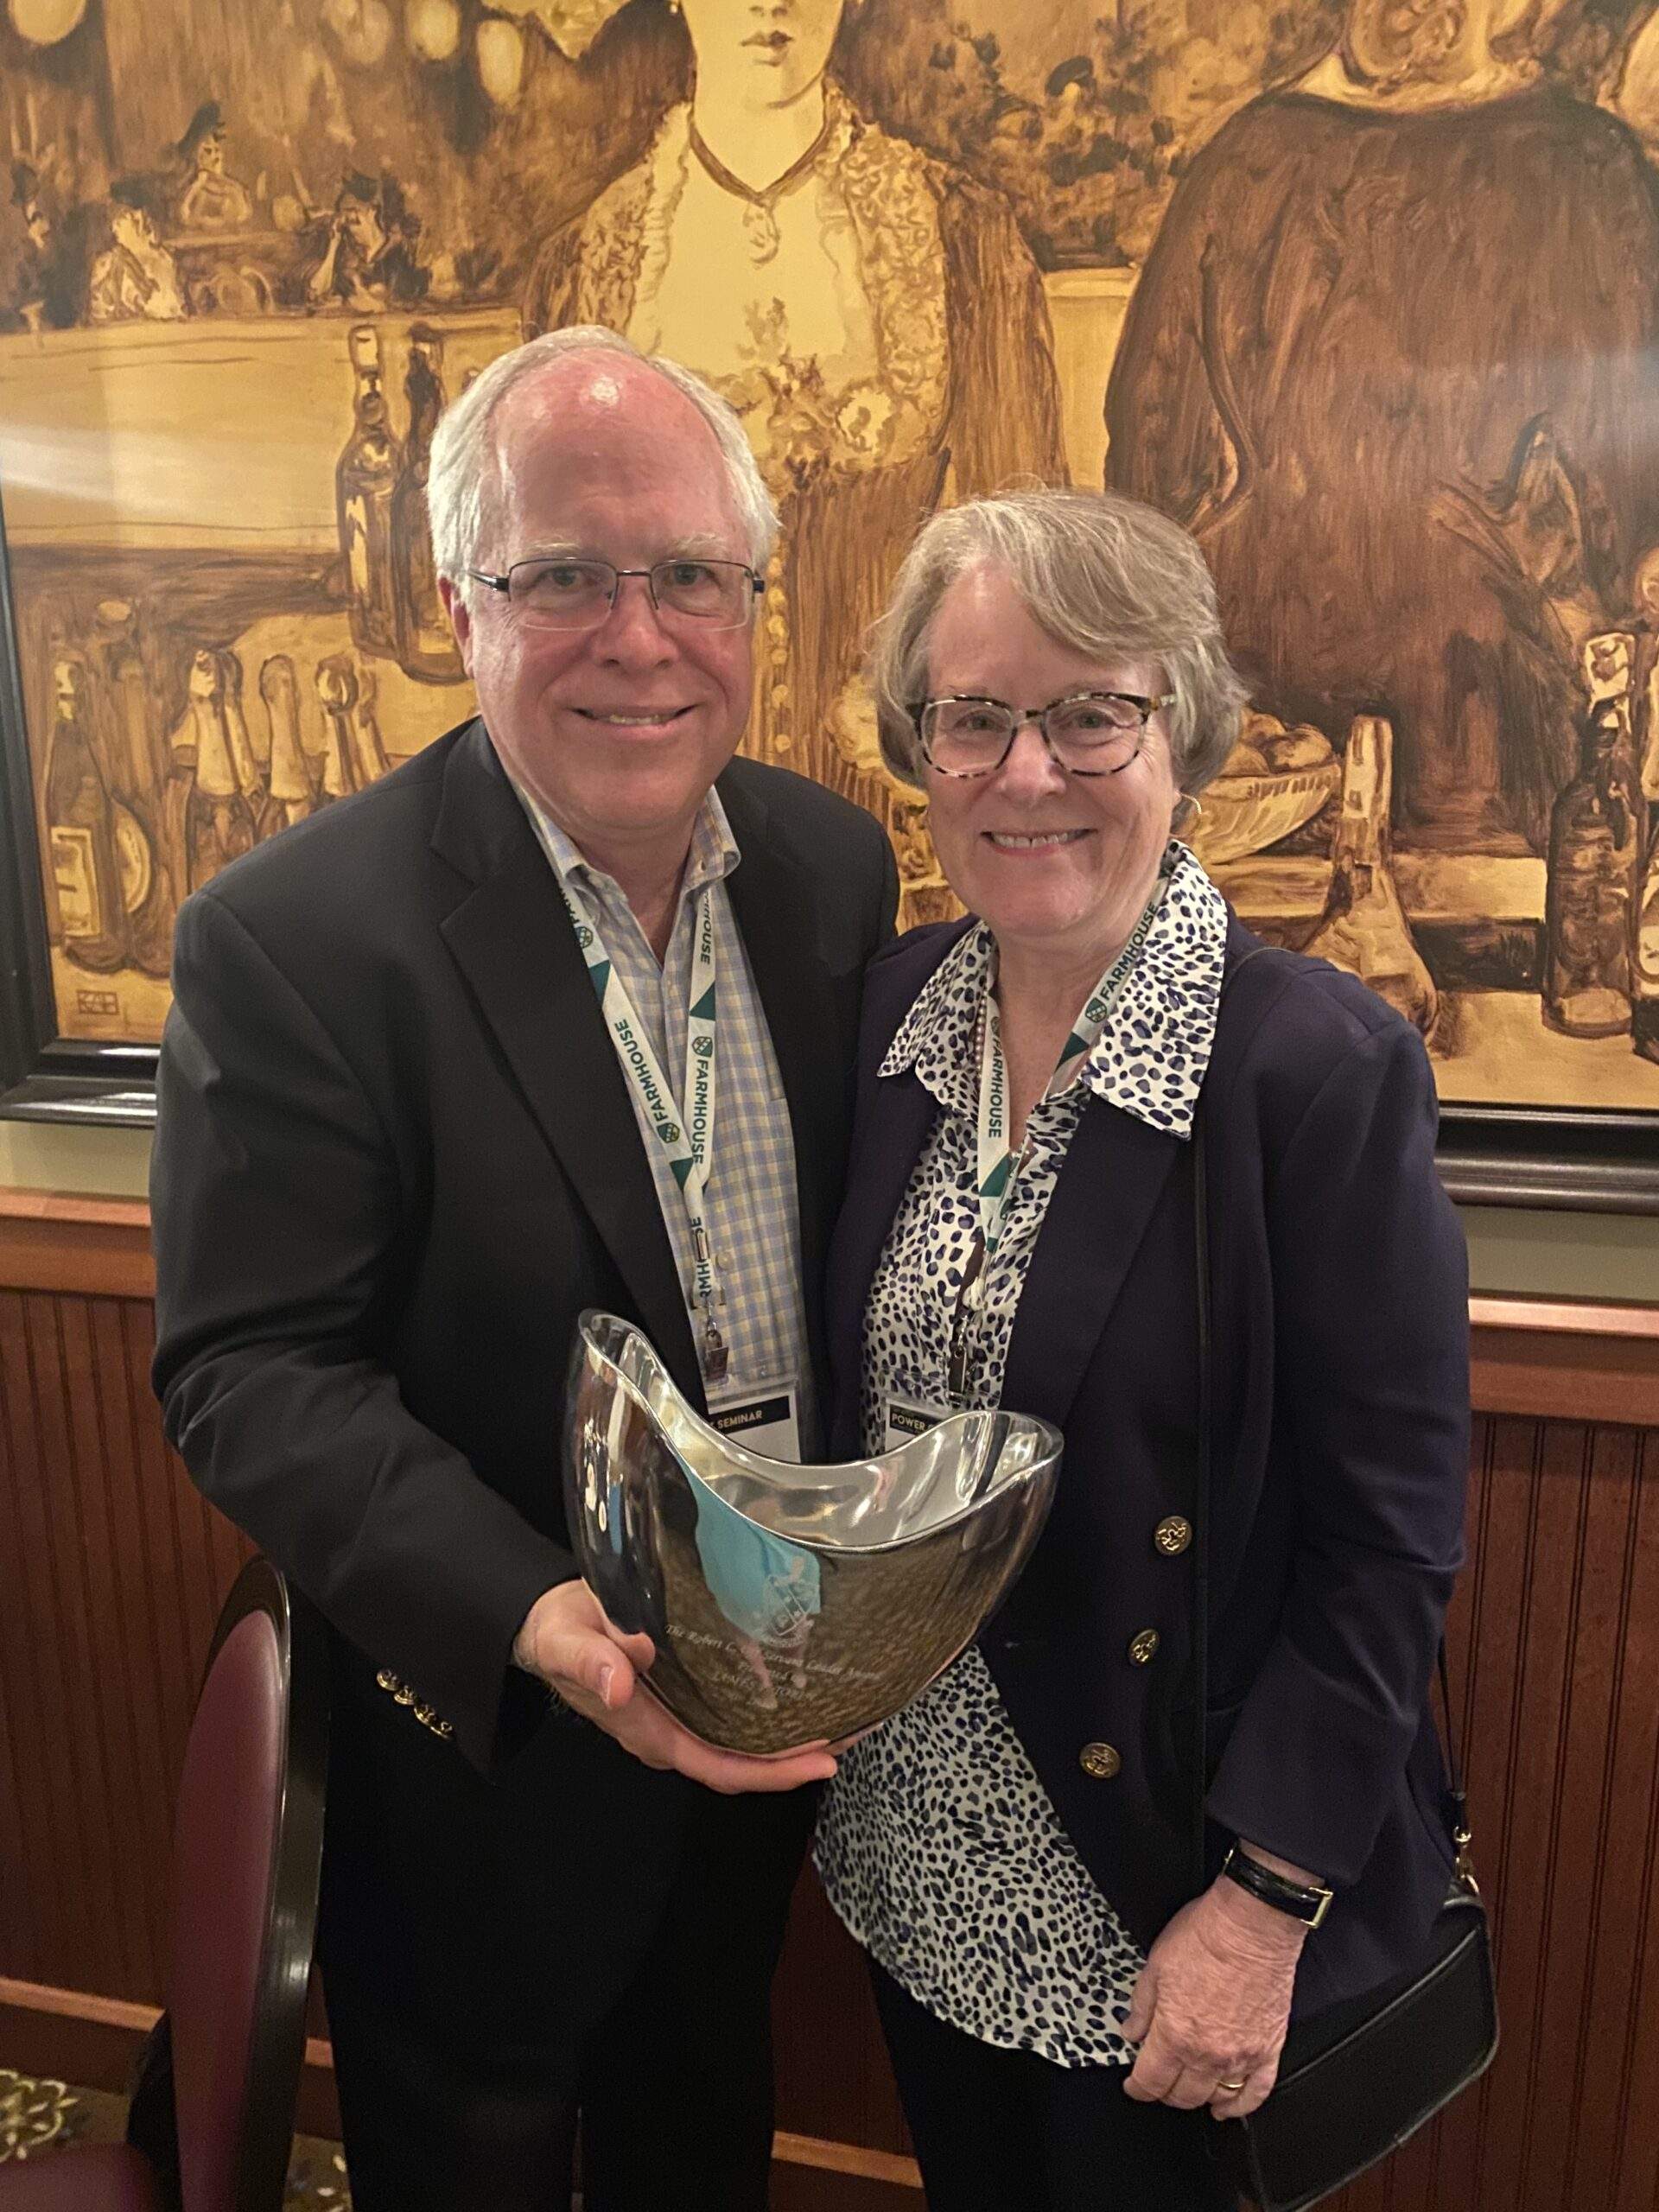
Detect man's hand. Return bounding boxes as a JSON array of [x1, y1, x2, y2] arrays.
[[1122, 1854, 1308, 2119], [512, 1580, 837, 1795]]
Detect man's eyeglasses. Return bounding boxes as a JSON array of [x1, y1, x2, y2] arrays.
[[913, 690, 1174, 779], [467, 556, 763, 633]]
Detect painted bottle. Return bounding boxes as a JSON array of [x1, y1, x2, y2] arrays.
[[259, 654, 318, 831], [1543, 702, 1643, 1038], [45, 654, 129, 974], [1302, 714, 1439, 1037], [89, 598, 173, 976], [392, 322, 462, 683], [1632, 587, 1659, 1065], [336, 324, 402, 658], [315, 655, 361, 800], [1634, 808, 1659, 1065]]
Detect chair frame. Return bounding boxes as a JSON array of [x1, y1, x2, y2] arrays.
[[167, 1559, 329, 2211]]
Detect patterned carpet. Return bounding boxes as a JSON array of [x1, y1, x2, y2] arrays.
[[0, 2067, 352, 2205]]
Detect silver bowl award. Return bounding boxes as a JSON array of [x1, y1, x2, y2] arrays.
[[563, 1312, 1063, 1756]]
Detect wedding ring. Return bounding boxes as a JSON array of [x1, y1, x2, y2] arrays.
[[1217, 2080, 1247, 2094]]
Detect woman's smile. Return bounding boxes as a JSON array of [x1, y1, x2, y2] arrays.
[[981, 828, 1092, 852]]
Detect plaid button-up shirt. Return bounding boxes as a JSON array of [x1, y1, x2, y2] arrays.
[[518, 784, 817, 1454]]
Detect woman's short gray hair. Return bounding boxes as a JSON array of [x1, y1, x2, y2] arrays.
[[426, 326, 779, 606], [869, 488, 1248, 792]]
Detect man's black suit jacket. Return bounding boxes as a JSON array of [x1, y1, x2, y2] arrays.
[[150, 720, 897, 2040]]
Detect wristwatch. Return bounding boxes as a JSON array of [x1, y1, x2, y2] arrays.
[[1220, 1844, 1334, 1929]]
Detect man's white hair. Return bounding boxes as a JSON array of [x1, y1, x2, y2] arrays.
[[427, 326, 779, 607]]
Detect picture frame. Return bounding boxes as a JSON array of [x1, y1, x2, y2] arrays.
[[0, 0, 1656, 1214], [3, 492, 1655, 1206], [0, 499, 162, 1128]]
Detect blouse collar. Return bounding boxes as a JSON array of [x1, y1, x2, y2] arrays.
[[880, 842, 1229, 1142]]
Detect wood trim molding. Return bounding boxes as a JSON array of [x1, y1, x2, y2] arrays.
[[0, 1980, 336, 2063], [3, 1191, 1656, 1419], [0, 1974, 158, 2037], [772, 2132, 921, 2189], [0, 1192, 154, 1297], [6, 1185, 1654, 1336], [1, 1977, 338, 2141], [1468, 1295, 1659, 1341], [0, 1977, 922, 2189], [1469, 1296, 1659, 1427]]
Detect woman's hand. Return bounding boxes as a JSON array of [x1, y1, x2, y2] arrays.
[[1122, 1859, 1307, 2119]]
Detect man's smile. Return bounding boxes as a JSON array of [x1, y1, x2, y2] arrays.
[[570, 707, 691, 728]]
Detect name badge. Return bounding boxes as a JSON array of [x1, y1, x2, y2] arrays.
[[884, 1396, 947, 1455], [709, 1381, 802, 1465]]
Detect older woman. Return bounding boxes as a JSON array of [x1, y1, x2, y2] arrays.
[[814, 489, 1471, 2209]]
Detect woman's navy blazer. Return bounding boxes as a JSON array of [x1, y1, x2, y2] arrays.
[[826, 913, 1471, 2019]]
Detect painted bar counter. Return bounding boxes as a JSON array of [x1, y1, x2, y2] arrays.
[[2, 1189, 1658, 2210]]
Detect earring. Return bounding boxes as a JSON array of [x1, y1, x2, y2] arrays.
[[1174, 792, 1203, 831]]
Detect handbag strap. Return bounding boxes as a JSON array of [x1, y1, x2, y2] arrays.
[[1190, 944, 1270, 1896], [1192, 945, 1475, 1900], [1437, 1643, 1478, 1888]]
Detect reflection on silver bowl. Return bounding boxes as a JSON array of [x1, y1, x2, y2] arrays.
[[563, 1312, 1063, 1756]]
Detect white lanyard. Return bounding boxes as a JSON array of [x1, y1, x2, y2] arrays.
[[562, 874, 730, 1382], [973, 891, 1162, 1263], [948, 896, 1160, 1410]]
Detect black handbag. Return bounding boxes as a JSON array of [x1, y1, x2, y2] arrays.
[[1192, 955, 1498, 2212]]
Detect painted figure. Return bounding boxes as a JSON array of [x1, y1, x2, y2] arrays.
[[1105, 0, 1659, 855], [87, 179, 187, 324], [175, 101, 253, 232], [524, 0, 1067, 919], [301, 169, 429, 309], [4, 161, 75, 332]]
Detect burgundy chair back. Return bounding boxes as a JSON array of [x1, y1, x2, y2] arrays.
[[163, 1561, 327, 2212]]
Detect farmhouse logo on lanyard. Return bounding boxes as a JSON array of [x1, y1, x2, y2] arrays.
[[934, 884, 1166, 1420], [973, 886, 1162, 1266], [561, 876, 729, 1382]]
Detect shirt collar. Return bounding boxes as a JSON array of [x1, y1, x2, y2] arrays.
[[880, 842, 1229, 1141], [880, 921, 993, 1122], [1084, 843, 1227, 1138], [511, 774, 741, 907]]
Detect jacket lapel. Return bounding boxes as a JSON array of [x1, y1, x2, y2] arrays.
[[430, 724, 702, 1395], [824, 1064, 941, 1456], [1000, 1098, 1184, 1431], [1003, 912, 1260, 1430], [824, 1073, 1184, 1452], [717, 770, 842, 1385]]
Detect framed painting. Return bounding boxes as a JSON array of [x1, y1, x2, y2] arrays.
[[1, 0, 1656, 1209]]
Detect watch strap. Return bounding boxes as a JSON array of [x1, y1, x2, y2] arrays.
[[1221, 1844, 1334, 1929]]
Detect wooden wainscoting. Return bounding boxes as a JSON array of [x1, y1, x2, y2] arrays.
[[2, 1192, 1656, 2209]]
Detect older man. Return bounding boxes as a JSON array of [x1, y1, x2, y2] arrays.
[[150, 327, 897, 2212]]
